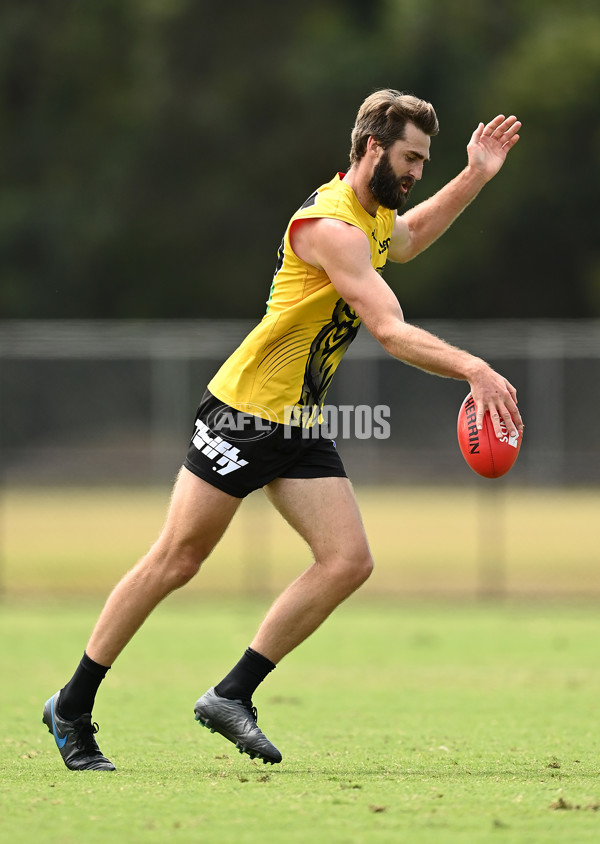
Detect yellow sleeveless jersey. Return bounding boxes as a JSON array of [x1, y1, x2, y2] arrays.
[[208, 172, 396, 425]]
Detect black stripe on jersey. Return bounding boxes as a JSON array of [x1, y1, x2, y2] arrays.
[[300, 190, 318, 209], [261, 327, 307, 368], [261, 337, 311, 380], [296, 298, 361, 409], [259, 350, 310, 389], [263, 325, 306, 355]]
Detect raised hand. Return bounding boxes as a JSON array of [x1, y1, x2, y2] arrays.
[[467, 115, 521, 182]]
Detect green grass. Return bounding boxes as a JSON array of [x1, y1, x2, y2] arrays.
[[2, 597, 600, 843]]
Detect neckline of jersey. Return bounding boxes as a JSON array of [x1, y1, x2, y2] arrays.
[[336, 172, 378, 225]]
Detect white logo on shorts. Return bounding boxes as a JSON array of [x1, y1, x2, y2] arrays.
[[191, 418, 249, 475]]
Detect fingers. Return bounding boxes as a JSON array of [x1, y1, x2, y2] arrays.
[[471, 379, 524, 441], [481, 398, 523, 440], [470, 122, 485, 144], [481, 114, 506, 136], [498, 116, 521, 149], [488, 402, 523, 441], [505, 379, 519, 405], [501, 380, 524, 436], [503, 131, 520, 151], [475, 404, 486, 432], [480, 114, 522, 146]]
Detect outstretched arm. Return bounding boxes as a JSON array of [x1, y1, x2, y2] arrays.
[[291, 217, 524, 438], [389, 115, 521, 263]]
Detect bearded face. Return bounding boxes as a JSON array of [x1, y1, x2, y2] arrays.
[[368, 149, 415, 211]]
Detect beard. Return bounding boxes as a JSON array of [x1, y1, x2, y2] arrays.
[[369, 151, 414, 211]]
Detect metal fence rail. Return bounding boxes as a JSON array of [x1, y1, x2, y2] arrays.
[[1, 319, 599, 486]]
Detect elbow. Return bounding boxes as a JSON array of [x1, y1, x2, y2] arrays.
[[399, 253, 417, 264], [390, 249, 416, 264], [371, 312, 405, 352], [394, 242, 423, 263], [389, 227, 420, 263]]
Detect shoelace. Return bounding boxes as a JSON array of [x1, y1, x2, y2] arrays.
[[71, 715, 101, 752], [243, 701, 259, 723]]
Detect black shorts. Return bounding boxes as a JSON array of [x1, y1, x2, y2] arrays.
[[183, 390, 347, 498]]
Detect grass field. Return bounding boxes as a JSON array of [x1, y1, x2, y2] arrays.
[[2, 598, 600, 844], [1, 485, 600, 842]]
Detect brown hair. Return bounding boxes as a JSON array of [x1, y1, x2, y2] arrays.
[[349, 89, 439, 165]]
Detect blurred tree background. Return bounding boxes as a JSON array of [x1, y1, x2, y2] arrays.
[[1, 0, 599, 321]]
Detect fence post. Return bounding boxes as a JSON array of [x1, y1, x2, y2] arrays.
[[477, 483, 507, 599], [526, 324, 565, 485], [151, 353, 191, 482]]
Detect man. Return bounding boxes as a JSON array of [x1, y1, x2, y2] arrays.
[[43, 89, 523, 770]]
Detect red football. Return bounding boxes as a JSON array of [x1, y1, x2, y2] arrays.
[[457, 393, 522, 478]]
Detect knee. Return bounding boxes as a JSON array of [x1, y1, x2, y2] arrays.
[[146, 539, 209, 591], [328, 547, 374, 590], [352, 550, 374, 587], [167, 547, 204, 588]]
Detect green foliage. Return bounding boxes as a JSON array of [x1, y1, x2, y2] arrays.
[[1, 1, 598, 318]]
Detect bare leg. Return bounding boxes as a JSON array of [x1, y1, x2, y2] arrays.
[[86, 467, 241, 666], [192, 476, 372, 763], [250, 476, 373, 663]]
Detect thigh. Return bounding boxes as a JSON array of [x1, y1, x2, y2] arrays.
[[156, 466, 242, 557], [264, 476, 371, 561]]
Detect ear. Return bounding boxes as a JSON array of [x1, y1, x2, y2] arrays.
[[366, 135, 384, 159]]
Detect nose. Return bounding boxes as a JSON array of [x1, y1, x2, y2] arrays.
[[409, 161, 424, 181]]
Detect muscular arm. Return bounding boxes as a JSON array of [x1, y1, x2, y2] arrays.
[[389, 166, 487, 262], [290, 217, 523, 438], [389, 115, 521, 263]]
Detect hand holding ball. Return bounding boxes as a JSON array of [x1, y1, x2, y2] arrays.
[[457, 393, 522, 478]]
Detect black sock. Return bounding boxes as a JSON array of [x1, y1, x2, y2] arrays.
[[214, 647, 276, 701], [58, 651, 111, 720]]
